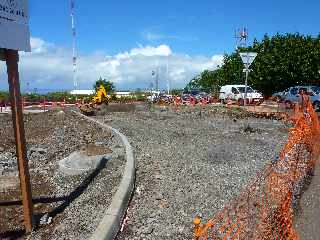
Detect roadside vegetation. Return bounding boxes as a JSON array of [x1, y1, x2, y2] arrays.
[[0, 91, 81, 104]]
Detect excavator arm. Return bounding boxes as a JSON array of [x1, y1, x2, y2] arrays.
[[92, 85, 109, 104], [79, 84, 110, 116]]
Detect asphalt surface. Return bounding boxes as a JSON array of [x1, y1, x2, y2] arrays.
[[294, 161, 320, 240]]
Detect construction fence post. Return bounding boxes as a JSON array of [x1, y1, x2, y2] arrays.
[[193, 217, 202, 240]]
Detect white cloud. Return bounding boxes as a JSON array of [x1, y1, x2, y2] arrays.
[[142, 30, 199, 42], [143, 32, 166, 41], [115, 45, 172, 59], [29, 37, 54, 54], [130, 45, 172, 57], [0, 37, 223, 91]]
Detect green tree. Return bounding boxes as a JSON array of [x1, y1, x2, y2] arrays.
[[0, 91, 9, 100], [171, 89, 183, 96], [94, 77, 116, 93]]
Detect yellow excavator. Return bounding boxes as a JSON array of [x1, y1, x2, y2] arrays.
[[79, 85, 110, 115]]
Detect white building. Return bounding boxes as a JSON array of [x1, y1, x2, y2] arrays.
[[115, 91, 132, 97], [70, 90, 95, 95], [70, 90, 133, 98]]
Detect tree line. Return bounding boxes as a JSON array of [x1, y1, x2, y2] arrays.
[[185, 33, 320, 96]]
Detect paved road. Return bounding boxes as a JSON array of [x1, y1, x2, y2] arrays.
[[295, 162, 320, 240]]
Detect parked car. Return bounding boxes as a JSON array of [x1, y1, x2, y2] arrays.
[[180, 94, 190, 104], [272, 91, 285, 102], [206, 94, 214, 104], [159, 94, 173, 103], [219, 85, 264, 105], [275, 86, 320, 110]]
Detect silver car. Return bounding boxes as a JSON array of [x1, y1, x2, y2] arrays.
[[278, 86, 320, 111]]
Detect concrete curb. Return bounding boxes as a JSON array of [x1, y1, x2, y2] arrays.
[[73, 111, 135, 240]]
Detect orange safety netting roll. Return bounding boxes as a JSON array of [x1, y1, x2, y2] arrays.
[[194, 96, 320, 240]]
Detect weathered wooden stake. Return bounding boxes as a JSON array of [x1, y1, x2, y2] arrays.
[[4, 48, 34, 232]]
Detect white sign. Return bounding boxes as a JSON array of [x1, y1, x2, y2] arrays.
[[240, 52, 257, 70], [0, 0, 30, 51]]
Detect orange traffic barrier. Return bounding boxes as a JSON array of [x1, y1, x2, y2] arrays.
[[174, 96, 182, 112]]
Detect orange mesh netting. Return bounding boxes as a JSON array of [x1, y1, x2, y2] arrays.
[[194, 96, 320, 240]]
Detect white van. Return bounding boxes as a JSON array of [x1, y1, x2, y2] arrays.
[[219, 85, 263, 105]]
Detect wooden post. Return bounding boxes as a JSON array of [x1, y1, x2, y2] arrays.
[[4, 49, 34, 232], [23, 96, 25, 110], [43, 96, 46, 112]]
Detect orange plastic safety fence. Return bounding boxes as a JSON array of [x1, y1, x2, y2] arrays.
[[194, 96, 320, 240]]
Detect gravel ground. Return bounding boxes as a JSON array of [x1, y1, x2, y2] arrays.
[[96, 105, 289, 240], [0, 110, 125, 240]]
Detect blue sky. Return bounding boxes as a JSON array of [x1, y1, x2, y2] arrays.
[[29, 0, 319, 55], [1, 0, 319, 91]]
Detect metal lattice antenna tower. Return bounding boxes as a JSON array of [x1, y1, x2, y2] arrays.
[[70, 0, 77, 90], [235, 27, 248, 49]]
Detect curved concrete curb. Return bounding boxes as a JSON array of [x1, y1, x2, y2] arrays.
[[72, 111, 135, 240]]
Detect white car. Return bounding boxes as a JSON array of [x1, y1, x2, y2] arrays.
[[219, 85, 263, 105]]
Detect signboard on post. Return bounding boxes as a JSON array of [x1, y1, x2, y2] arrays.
[[0, 0, 31, 51], [240, 52, 257, 70], [239, 52, 258, 106], [0, 0, 33, 233]]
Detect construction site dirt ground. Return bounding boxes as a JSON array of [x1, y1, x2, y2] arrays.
[[95, 104, 291, 239], [0, 110, 126, 240], [1, 103, 319, 239]]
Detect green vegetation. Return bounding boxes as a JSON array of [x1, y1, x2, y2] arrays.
[[0, 91, 88, 103], [170, 89, 183, 96], [0, 89, 146, 104], [186, 33, 320, 96], [94, 77, 116, 93], [132, 89, 146, 101], [23, 92, 79, 102], [27, 92, 82, 103], [0, 91, 9, 101]]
